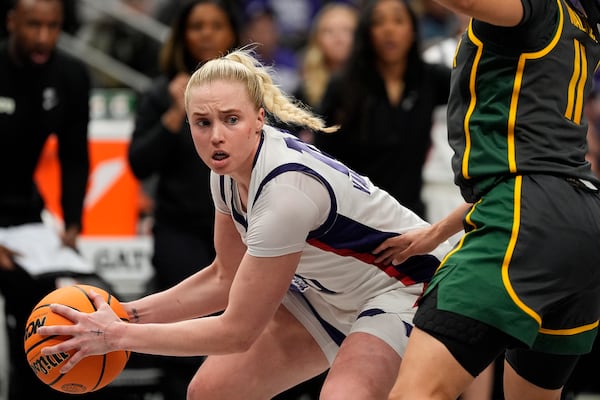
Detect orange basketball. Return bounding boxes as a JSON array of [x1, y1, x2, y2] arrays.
[[23, 284, 130, 394]]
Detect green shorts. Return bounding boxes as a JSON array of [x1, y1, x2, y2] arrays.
[[425, 174, 600, 354]]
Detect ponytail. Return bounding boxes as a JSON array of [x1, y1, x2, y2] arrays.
[[185, 46, 338, 133]]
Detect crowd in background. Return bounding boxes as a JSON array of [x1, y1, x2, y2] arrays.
[[53, 0, 473, 220], [43, 0, 600, 218], [63, 0, 463, 95], [1, 0, 600, 399]]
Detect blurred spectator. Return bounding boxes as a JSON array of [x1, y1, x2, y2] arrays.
[[127, 0, 240, 398], [241, 4, 301, 94], [243, 0, 326, 50], [295, 2, 358, 108], [293, 2, 358, 143], [316, 0, 451, 218], [1, 0, 79, 38], [0, 0, 92, 398]]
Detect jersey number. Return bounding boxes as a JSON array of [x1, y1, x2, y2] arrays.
[[284, 137, 371, 194]]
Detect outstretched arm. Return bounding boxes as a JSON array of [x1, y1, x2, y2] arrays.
[[373, 203, 472, 266], [123, 210, 246, 324], [38, 210, 302, 372]]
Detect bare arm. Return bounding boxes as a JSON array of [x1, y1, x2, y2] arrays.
[[111, 251, 301, 357], [38, 210, 302, 371], [435, 0, 524, 26], [373, 202, 473, 266], [123, 210, 246, 324]]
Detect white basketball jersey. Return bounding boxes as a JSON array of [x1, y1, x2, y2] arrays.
[[212, 126, 452, 316]]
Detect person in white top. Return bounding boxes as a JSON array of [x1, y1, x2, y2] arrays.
[[38, 47, 452, 400]]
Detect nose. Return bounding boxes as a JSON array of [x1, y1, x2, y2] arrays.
[[36, 25, 54, 47], [199, 26, 216, 39], [210, 124, 225, 144]]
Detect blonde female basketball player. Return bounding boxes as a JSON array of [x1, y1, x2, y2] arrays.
[[38, 47, 452, 399]]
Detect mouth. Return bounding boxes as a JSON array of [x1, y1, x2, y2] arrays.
[[212, 151, 229, 161], [381, 41, 400, 50], [30, 50, 51, 64]]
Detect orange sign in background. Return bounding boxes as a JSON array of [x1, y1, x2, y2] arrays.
[[34, 134, 141, 236], [31, 90, 156, 301], [34, 89, 143, 236]]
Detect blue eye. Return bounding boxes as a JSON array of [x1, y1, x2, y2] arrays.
[[227, 116, 239, 124]]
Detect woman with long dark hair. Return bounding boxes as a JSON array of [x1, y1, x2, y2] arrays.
[[316, 0, 451, 218]]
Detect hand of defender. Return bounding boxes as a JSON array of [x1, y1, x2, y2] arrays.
[[372, 225, 438, 266], [38, 289, 124, 373]]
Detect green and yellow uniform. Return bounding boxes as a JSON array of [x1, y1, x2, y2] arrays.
[[423, 0, 600, 354]]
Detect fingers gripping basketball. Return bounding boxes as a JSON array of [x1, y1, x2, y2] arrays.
[[23, 284, 130, 394]]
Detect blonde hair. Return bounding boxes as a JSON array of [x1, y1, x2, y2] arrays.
[[184, 47, 338, 133], [302, 3, 358, 106]]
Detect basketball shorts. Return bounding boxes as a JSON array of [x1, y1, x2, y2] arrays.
[[415, 285, 581, 389], [420, 174, 600, 355], [281, 284, 423, 364]]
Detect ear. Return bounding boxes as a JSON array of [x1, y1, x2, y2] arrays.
[[256, 107, 265, 132]]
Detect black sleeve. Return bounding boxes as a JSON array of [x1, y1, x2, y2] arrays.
[[127, 78, 180, 180], [58, 60, 90, 231], [472, 0, 557, 53], [518, 0, 555, 31]]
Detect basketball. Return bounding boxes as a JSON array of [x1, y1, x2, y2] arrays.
[[23, 284, 130, 394]]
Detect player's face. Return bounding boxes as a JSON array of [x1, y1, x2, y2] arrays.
[[186, 80, 264, 180], [7, 0, 63, 66], [185, 3, 237, 64]]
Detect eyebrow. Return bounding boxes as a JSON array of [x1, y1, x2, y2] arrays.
[[191, 108, 241, 116], [218, 108, 241, 114]]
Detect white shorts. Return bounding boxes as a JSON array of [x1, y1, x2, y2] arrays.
[[281, 285, 422, 365]]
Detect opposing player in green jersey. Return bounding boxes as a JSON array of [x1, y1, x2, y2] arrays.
[[377, 0, 600, 399]]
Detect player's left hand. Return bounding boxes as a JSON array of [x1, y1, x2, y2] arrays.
[[373, 226, 438, 265], [37, 289, 124, 373]]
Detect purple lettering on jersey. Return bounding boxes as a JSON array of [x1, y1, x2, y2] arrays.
[[283, 136, 371, 194]]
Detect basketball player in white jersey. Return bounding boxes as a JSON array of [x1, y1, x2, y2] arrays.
[[38, 48, 452, 400]]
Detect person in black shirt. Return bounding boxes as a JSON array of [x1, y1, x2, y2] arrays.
[[315, 0, 451, 218], [0, 0, 90, 398]]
